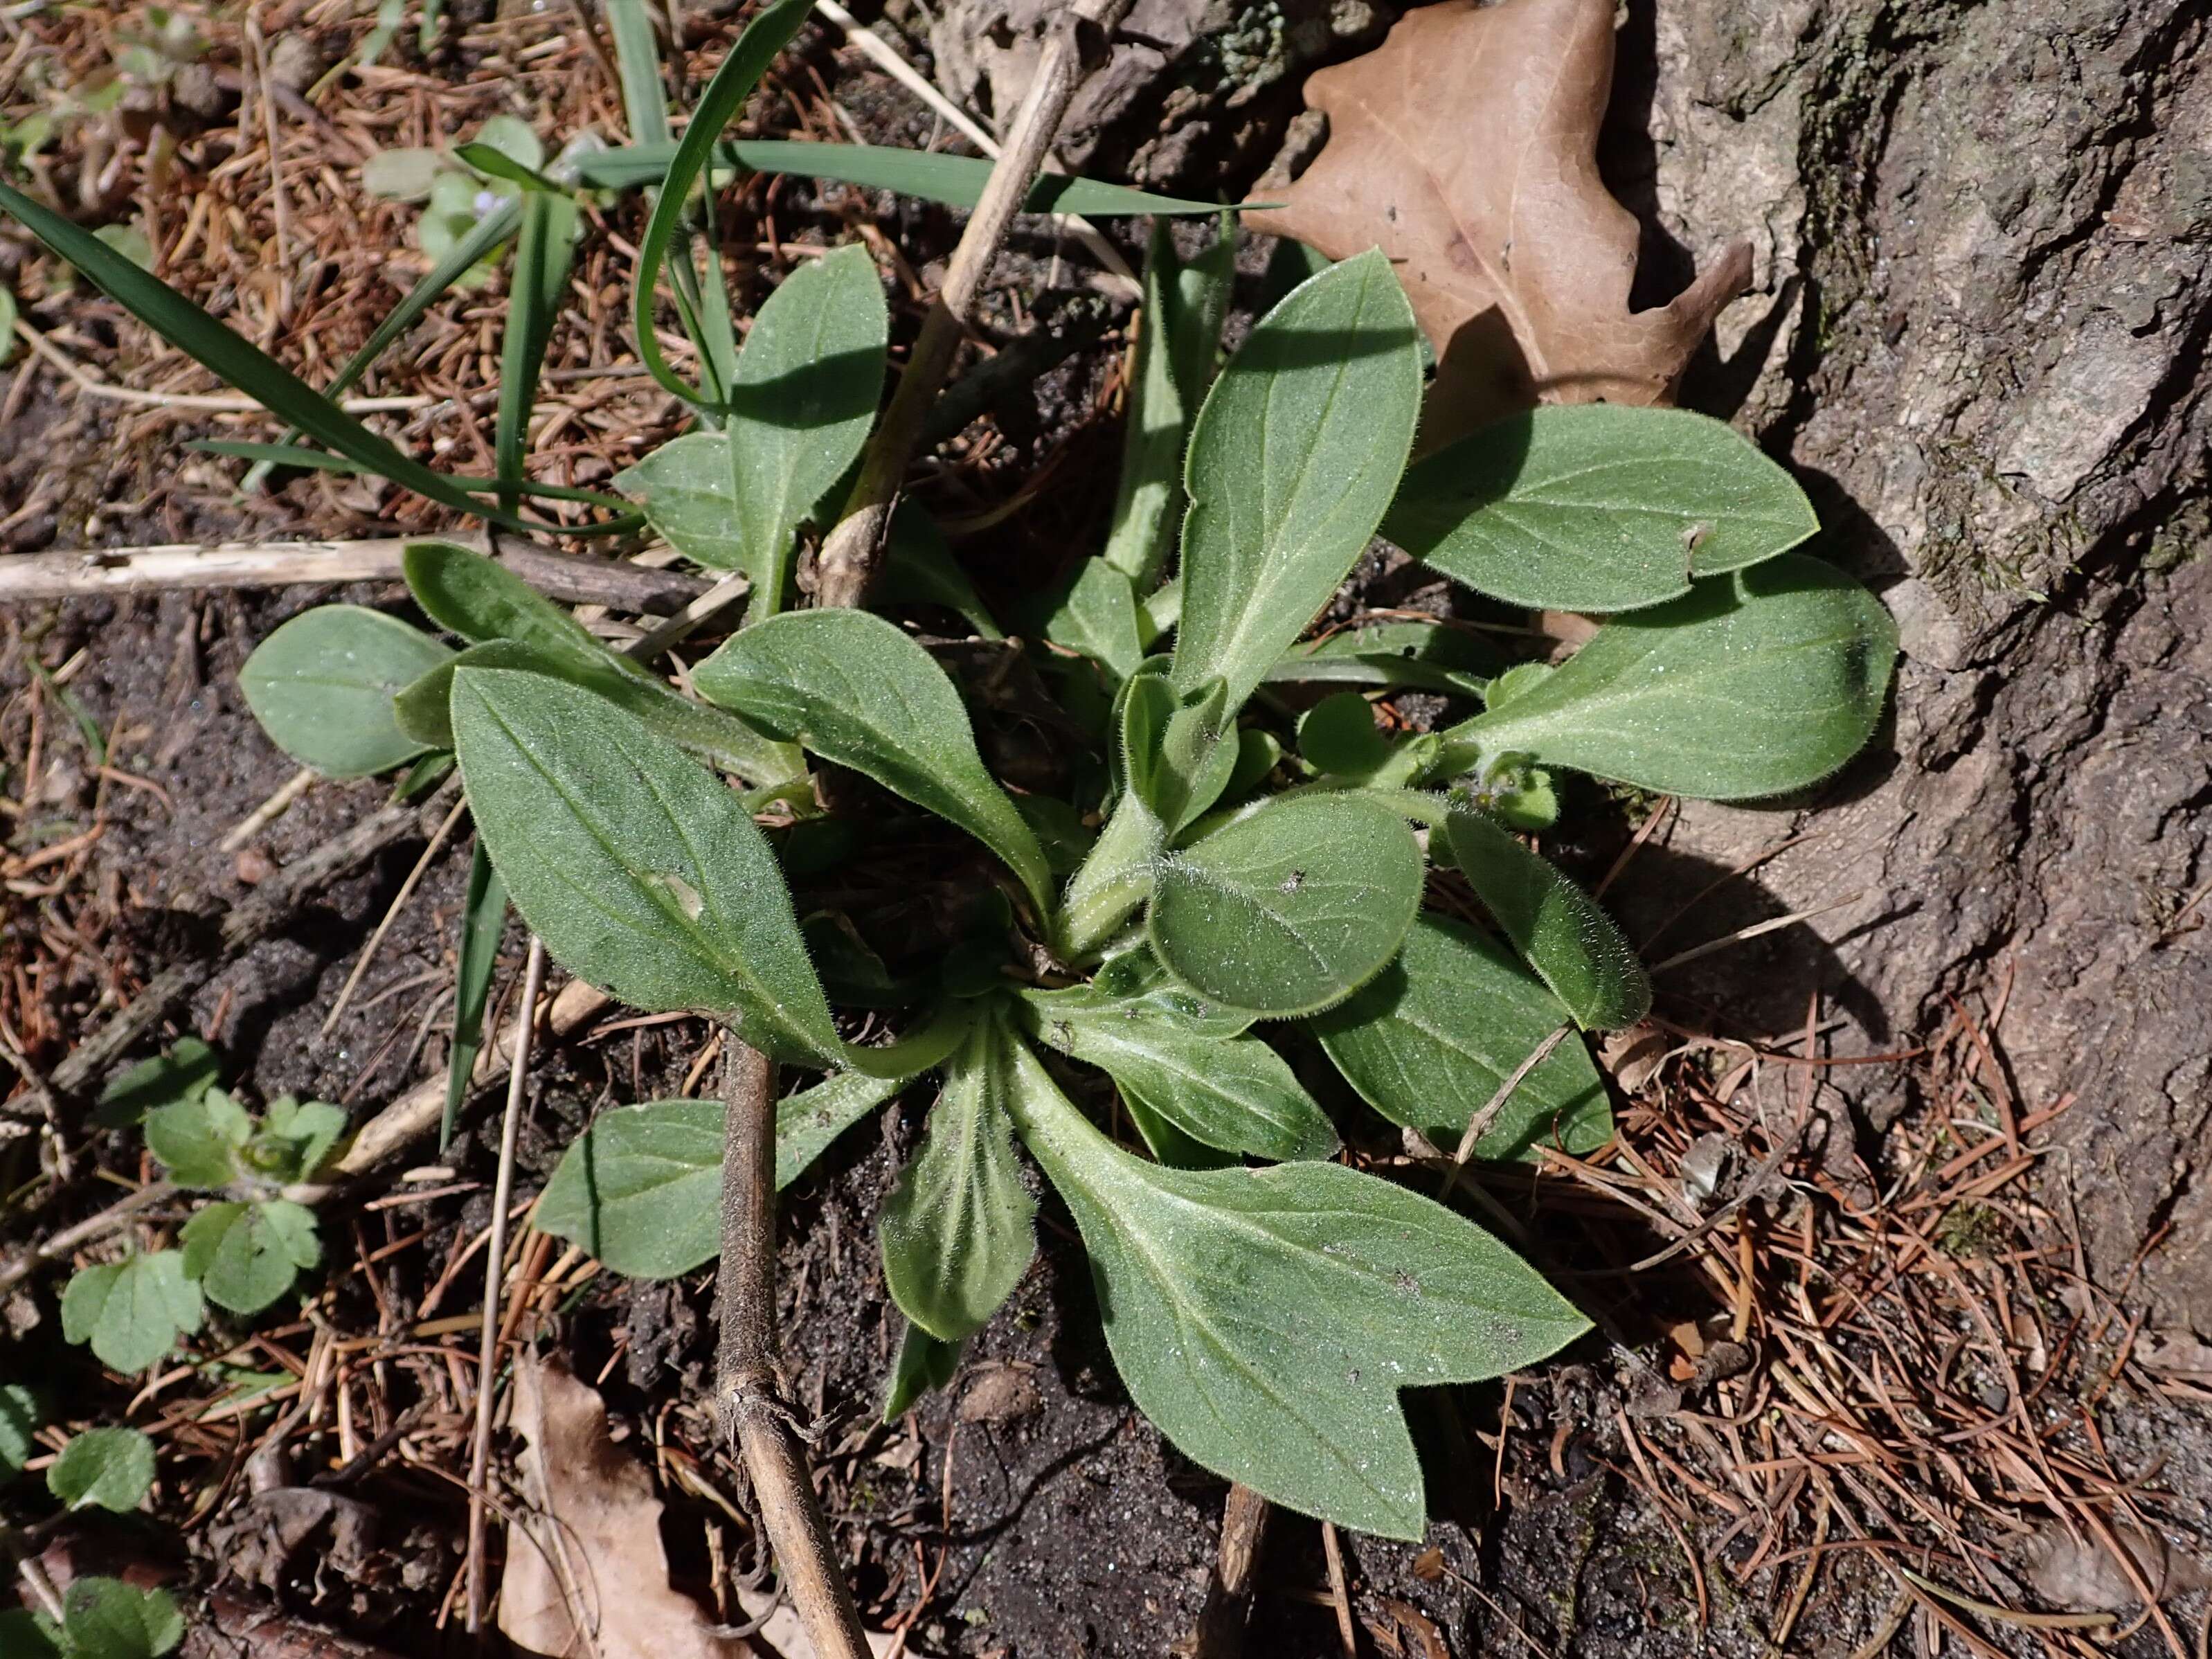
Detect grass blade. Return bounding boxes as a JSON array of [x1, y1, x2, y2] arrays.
[[242, 198, 521, 492], [577, 140, 1232, 215], [496, 188, 582, 512], [0, 179, 534, 532], [443, 841, 509, 1149], [197, 442, 634, 514], [631, 0, 814, 409]]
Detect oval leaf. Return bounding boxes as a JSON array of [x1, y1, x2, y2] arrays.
[[1313, 913, 1611, 1160], [396, 638, 798, 784], [879, 1025, 1036, 1343], [612, 433, 748, 571], [1001, 1032, 1587, 1539], [721, 243, 888, 605], [1019, 985, 1336, 1163], [1384, 406, 1819, 612], [402, 540, 613, 658], [1446, 555, 1900, 799], [1171, 249, 1423, 715], [450, 666, 840, 1061], [537, 1073, 908, 1277], [694, 609, 1052, 913], [1148, 793, 1422, 1016], [47, 1427, 154, 1513], [1444, 809, 1650, 1030], [240, 606, 451, 778]]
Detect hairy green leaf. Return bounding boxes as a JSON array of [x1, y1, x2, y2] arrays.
[[728, 243, 886, 606], [694, 610, 1052, 913], [880, 1025, 1036, 1342], [1018, 984, 1336, 1162], [143, 1088, 251, 1189], [47, 1427, 154, 1512], [1444, 809, 1650, 1030], [881, 1322, 962, 1422], [1043, 559, 1144, 686], [1264, 618, 1498, 697], [1385, 406, 1819, 613], [619, 249, 885, 604], [1313, 914, 1610, 1159], [179, 1199, 320, 1315], [1171, 249, 1423, 715], [397, 638, 799, 784], [1443, 556, 1900, 799], [240, 607, 452, 778], [402, 541, 612, 659], [1148, 793, 1422, 1016], [0, 1383, 39, 1477], [61, 1578, 183, 1659], [1001, 1031, 1588, 1539], [450, 667, 840, 1061], [1103, 221, 1234, 590], [96, 1039, 219, 1129], [611, 433, 748, 568], [253, 1097, 346, 1183], [60, 1253, 202, 1374], [536, 1071, 908, 1277]]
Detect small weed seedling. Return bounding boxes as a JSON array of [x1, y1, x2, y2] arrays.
[[56, 1041, 339, 1375], [2, 0, 1897, 1548]]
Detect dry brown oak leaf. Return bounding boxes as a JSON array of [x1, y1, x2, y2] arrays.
[[1254, 0, 1753, 449]]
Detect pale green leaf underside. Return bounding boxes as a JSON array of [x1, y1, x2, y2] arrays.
[[1173, 248, 1423, 715], [536, 1073, 908, 1278], [450, 667, 841, 1061], [1444, 809, 1651, 1032], [1148, 792, 1423, 1016], [694, 609, 1052, 913], [879, 1025, 1036, 1341], [1313, 913, 1612, 1160], [240, 606, 451, 778], [1385, 406, 1819, 613], [1001, 1032, 1588, 1539], [615, 432, 750, 569], [1448, 555, 1900, 800], [1018, 985, 1336, 1162]]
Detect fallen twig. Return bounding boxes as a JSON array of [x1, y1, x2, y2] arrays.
[[1177, 1482, 1272, 1659], [0, 535, 708, 613]]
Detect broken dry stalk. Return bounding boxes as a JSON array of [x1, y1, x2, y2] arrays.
[[1179, 1482, 1273, 1659], [466, 936, 548, 1634], [0, 535, 708, 611], [712, 1037, 872, 1659], [812, 0, 1138, 607]]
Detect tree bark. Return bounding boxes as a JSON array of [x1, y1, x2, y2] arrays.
[[1605, 0, 2212, 1320]]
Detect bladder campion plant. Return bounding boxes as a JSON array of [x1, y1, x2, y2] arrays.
[[1, 0, 1897, 1543]]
